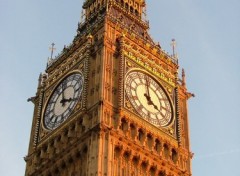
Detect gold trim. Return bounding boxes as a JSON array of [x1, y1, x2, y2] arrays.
[[124, 51, 176, 87]]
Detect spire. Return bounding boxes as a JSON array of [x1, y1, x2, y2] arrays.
[[182, 68, 186, 87], [182, 69, 195, 99], [171, 38, 178, 64]]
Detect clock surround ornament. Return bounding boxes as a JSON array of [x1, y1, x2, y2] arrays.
[[43, 72, 84, 130], [125, 70, 174, 127]]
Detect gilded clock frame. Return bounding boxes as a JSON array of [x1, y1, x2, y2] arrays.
[[124, 68, 174, 127], [123, 57, 177, 137], [41, 70, 85, 132]]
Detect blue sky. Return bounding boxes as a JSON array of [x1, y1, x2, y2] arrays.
[[0, 0, 240, 175]]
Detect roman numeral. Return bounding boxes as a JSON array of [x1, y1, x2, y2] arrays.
[[160, 106, 171, 113], [45, 109, 54, 117]]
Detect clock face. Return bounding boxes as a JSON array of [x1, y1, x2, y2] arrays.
[[43, 73, 84, 130], [125, 71, 173, 127]]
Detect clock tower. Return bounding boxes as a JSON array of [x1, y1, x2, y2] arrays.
[[25, 0, 193, 176]]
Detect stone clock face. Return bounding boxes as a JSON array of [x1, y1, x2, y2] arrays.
[[43, 73, 84, 130], [125, 71, 173, 127]]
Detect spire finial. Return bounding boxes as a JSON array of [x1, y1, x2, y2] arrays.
[[171, 38, 176, 57], [142, 1, 147, 22], [80, 8, 85, 25], [171, 38, 178, 63], [49, 43, 56, 59], [182, 68, 186, 87]]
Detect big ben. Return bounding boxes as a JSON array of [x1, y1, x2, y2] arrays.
[[25, 0, 193, 176]]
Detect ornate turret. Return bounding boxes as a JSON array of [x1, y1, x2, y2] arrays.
[[83, 0, 146, 20]]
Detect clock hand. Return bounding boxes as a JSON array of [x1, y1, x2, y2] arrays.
[[153, 104, 159, 111], [63, 98, 73, 103], [145, 75, 150, 97], [144, 93, 154, 105], [61, 82, 67, 106], [153, 104, 169, 124], [150, 97, 160, 111], [60, 98, 70, 104], [144, 75, 154, 105], [69, 97, 79, 101], [60, 97, 78, 104]]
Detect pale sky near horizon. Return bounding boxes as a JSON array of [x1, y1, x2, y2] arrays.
[[1, 0, 240, 175]]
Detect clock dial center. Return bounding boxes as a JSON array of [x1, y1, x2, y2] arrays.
[[54, 86, 74, 116], [136, 84, 160, 114]]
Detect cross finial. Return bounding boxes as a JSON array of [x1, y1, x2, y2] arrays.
[[49, 43, 56, 59]]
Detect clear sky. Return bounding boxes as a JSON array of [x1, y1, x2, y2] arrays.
[[0, 0, 240, 175]]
